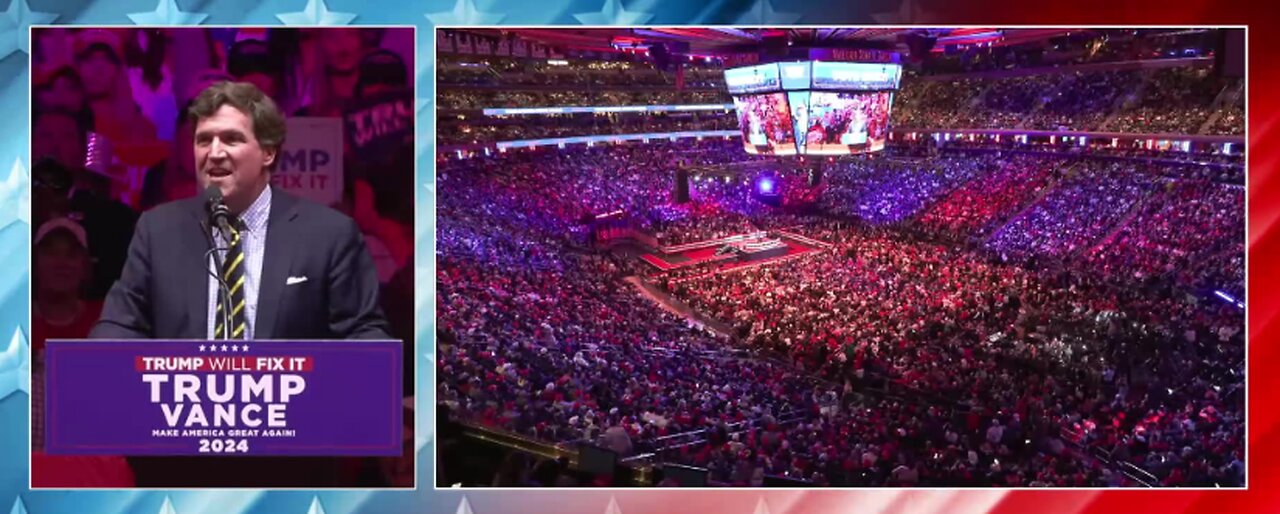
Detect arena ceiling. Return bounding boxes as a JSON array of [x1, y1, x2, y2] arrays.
[[450, 28, 1084, 57]]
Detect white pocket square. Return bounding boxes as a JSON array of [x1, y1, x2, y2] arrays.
[[286, 276, 309, 285]]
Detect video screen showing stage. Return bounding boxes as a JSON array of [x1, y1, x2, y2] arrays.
[[802, 91, 894, 154], [733, 92, 797, 155]]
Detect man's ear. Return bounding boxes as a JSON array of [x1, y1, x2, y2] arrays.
[[263, 147, 277, 168]]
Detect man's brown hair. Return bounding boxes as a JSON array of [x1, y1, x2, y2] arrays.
[[187, 81, 286, 153]]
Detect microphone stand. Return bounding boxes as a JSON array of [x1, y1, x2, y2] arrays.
[[202, 221, 234, 341]]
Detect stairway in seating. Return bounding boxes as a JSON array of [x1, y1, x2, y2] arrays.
[[1197, 81, 1245, 135], [981, 161, 1080, 246], [1075, 187, 1158, 262], [1099, 69, 1155, 132], [624, 276, 736, 337], [1015, 71, 1078, 130], [962, 77, 996, 127]]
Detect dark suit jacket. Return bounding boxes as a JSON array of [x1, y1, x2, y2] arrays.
[[92, 186, 390, 340], [90, 187, 394, 487]]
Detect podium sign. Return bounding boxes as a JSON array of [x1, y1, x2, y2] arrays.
[[44, 340, 402, 456]]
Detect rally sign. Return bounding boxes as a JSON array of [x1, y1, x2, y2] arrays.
[[43, 340, 402, 456], [272, 117, 344, 206], [343, 90, 413, 164]]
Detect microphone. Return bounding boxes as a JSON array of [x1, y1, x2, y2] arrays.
[[201, 185, 235, 340], [203, 185, 235, 237]]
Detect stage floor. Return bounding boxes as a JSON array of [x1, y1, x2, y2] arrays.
[[640, 233, 821, 273]]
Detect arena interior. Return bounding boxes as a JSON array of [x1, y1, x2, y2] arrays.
[[435, 28, 1246, 488]]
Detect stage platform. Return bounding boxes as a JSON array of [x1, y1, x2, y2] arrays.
[[639, 230, 827, 273]]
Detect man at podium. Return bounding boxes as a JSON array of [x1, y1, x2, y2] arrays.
[[92, 81, 391, 341], [88, 81, 392, 487]]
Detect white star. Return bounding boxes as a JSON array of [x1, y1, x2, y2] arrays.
[[0, 0, 57, 61], [0, 328, 30, 400], [732, 0, 801, 24], [229, 344, 239, 352], [454, 496, 474, 514], [306, 496, 327, 514], [241, 344, 250, 352], [221, 344, 229, 352], [126, 0, 208, 25], [425, 0, 505, 26], [199, 344, 206, 352], [9, 496, 28, 514], [158, 496, 177, 514], [416, 422, 434, 453], [276, 0, 356, 26], [603, 496, 623, 514], [574, 0, 653, 25], [0, 159, 30, 230]]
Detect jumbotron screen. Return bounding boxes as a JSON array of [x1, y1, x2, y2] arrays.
[[726, 61, 901, 156], [733, 92, 797, 155], [802, 91, 893, 154]]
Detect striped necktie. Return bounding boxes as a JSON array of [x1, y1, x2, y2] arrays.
[[215, 218, 248, 340]]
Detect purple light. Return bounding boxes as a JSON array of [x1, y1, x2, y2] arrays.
[[758, 177, 775, 194]]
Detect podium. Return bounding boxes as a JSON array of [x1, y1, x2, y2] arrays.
[[41, 339, 403, 457]]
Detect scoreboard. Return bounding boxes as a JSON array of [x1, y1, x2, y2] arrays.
[[725, 61, 903, 156]]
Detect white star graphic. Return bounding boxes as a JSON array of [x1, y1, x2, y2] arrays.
[[9, 496, 28, 514], [241, 344, 250, 352], [126, 0, 208, 25], [0, 0, 57, 61], [416, 422, 434, 453], [199, 344, 206, 352], [229, 344, 239, 352], [604, 496, 623, 514], [306, 496, 327, 514], [871, 0, 931, 24], [574, 0, 653, 25], [276, 0, 356, 26], [425, 0, 505, 26], [0, 158, 30, 230], [221, 344, 229, 352], [158, 496, 177, 514], [454, 496, 474, 514], [733, 0, 801, 24], [0, 328, 30, 400]]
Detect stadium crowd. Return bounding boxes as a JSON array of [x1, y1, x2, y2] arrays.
[[439, 112, 737, 145], [986, 161, 1155, 260], [893, 65, 1239, 135], [435, 28, 1244, 488], [438, 139, 1244, 488], [438, 89, 731, 110]]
